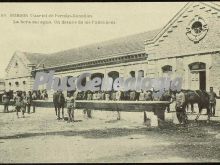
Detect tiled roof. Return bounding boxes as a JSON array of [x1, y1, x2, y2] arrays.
[[23, 29, 160, 69]]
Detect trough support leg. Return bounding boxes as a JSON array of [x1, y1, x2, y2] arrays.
[[144, 111, 147, 123], [155, 108, 165, 121]]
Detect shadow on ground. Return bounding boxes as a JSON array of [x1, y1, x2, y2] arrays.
[[0, 120, 219, 140]]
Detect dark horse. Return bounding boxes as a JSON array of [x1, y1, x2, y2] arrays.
[[182, 90, 210, 122], [159, 89, 175, 113]]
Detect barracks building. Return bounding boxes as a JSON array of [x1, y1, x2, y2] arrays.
[[5, 2, 220, 98]]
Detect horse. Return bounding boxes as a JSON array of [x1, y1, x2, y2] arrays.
[[182, 90, 210, 122], [159, 89, 176, 113]]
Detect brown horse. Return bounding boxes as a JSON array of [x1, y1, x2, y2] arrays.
[[182, 90, 210, 122]]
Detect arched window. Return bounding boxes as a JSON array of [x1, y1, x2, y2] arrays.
[[162, 65, 172, 73], [9, 82, 11, 86], [188, 62, 206, 71], [91, 73, 104, 79], [130, 71, 135, 78], [15, 81, 19, 86], [23, 81, 26, 85], [108, 71, 119, 81], [138, 70, 144, 78]]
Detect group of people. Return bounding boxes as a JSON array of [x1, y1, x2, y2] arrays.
[[175, 87, 220, 124], [51, 88, 165, 122], [1, 90, 41, 118], [2, 86, 219, 124]]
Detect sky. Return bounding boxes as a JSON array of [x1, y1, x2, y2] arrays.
[[0, 2, 187, 78]]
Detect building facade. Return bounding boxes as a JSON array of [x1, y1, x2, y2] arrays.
[[5, 2, 220, 97]]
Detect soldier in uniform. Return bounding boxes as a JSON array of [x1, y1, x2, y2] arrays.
[[175, 89, 187, 124], [105, 91, 110, 101], [58, 90, 65, 120], [26, 91, 32, 114], [115, 90, 122, 120], [32, 91, 37, 113], [14, 91, 25, 118], [86, 90, 92, 118], [53, 91, 59, 117], [22, 91, 27, 113], [2, 91, 10, 113], [208, 87, 220, 116], [129, 90, 136, 101], [66, 92, 76, 123]]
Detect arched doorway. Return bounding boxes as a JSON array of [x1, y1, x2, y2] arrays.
[[188, 62, 206, 90], [162, 65, 172, 77], [108, 71, 119, 81]]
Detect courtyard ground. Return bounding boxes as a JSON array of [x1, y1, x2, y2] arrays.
[[0, 103, 220, 163]]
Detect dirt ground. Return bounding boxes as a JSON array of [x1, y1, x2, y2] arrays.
[[0, 104, 220, 163]]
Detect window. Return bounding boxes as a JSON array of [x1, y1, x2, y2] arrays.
[[191, 21, 203, 34], [162, 65, 172, 73], [189, 62, 206, 70], [138, 70, 144, 78], [15, 82, 19, 86], [130, 71, 135, 78]]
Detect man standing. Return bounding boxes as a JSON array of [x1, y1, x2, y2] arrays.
[[32, 91, 37, 113], [53, 91, 59, 117], [26, 91, 33, 114], [58, 90, 65, 120], [175, 89, 187, 124], [115, 90, 122, 120], [208, 87, 220, 116], [2, 91, 10, 113]]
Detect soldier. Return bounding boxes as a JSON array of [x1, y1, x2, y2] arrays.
[[105, 91, 110, 101], [2, 91, 10, 113], [115, 90, 122, 120], [14, 91, 25, 118], [22, 91, 27, 113], [101, 90, 105, 100], [32, 91, 37, 113], [129, 90, 136, 101], [26, 91, 32, 114], [139, 89, 145, 101], [53, 91, 59, 117], [208, 87, 220, 116], [66, 92, 75, 123], [175, 89, 187, 124], [58, 90, 65, 120], [86, 90, 92, 118]]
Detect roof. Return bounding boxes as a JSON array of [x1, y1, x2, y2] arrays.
[[23, 52, 46, 66], [31, 28, 160, 69]]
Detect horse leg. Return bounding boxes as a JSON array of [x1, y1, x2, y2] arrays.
[[62, 107, 64, 119], [57, 107, 60, 119], [195, 105, 202, 121]]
